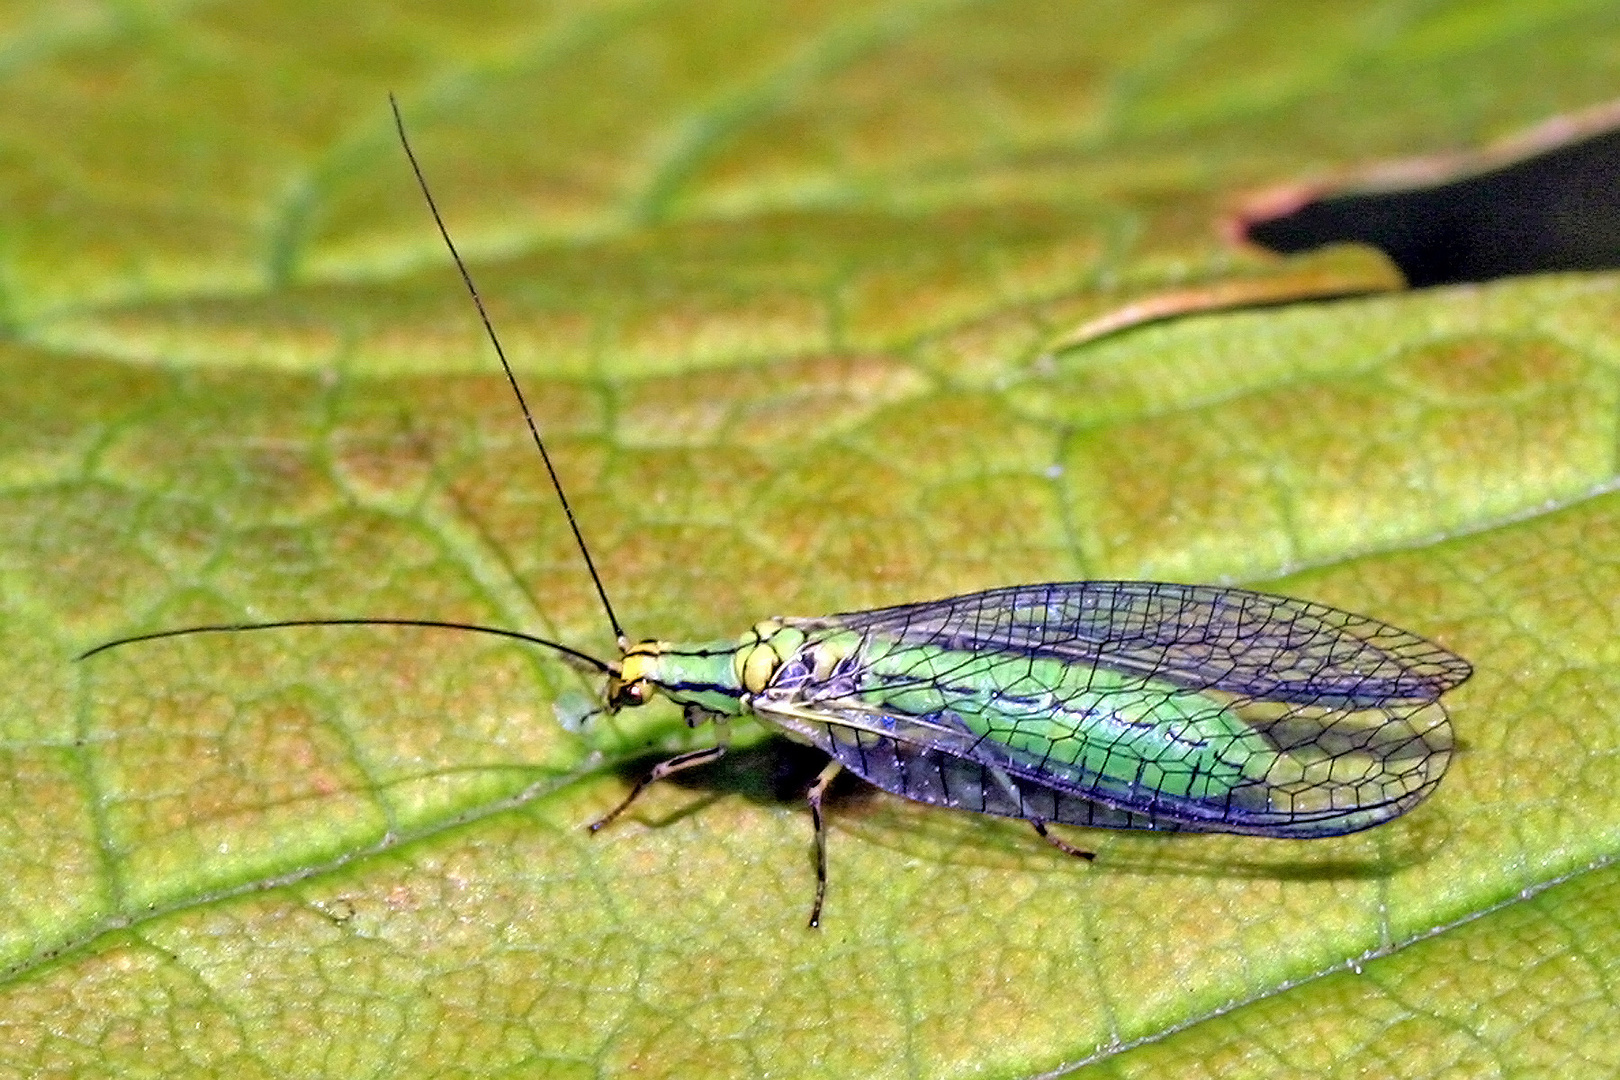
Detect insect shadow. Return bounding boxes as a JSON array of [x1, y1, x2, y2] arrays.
[[604, 737, 1454, 886], [602, 738, 840, 828]]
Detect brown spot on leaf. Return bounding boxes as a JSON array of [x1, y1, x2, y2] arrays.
[[1386, 334, 1586, 403]]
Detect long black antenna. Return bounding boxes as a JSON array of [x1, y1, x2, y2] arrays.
[[389, 95, 626, 646], [78, 617, 612, 673]]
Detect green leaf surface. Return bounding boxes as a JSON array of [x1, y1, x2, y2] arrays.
[[4, 2, 1620, 1077]]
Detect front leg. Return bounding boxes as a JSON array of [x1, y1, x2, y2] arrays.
[[588, 719, 733, 833]]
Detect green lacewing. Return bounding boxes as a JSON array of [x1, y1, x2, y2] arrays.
[[81, 99, 1473, 928]]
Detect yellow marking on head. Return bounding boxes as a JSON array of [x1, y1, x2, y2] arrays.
[[619, 645, 660, 686], [607, 641, 664, 711]]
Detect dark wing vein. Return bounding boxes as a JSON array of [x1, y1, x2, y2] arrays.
[[796, 581, 1471, 706]]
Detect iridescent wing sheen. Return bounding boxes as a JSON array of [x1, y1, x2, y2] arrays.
[[799, 581, 1472, 706], [753, 688, 1454, 837], [758, 582, 1470, 836], [752, 696, 1201, 834]]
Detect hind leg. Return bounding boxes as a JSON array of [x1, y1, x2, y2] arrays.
[[1030, 818, 1095, 861]]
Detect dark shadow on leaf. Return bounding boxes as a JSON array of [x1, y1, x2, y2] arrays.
[[842, 796, 1453, 882], [604, 737, 1452, 883], [603, 739, 838, 829]]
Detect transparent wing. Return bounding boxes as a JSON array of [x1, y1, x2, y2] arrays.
[[751, 702, 1198, 835], [754, 696, 1201, 834], [760, 582, 1470, 836], [754, 685, 1454, 837], [793, 581, 1471, 707]]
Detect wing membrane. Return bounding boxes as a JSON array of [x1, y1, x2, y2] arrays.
[[762, 581, 1468, 836], [754, 688, 1452, 836], [755, 698, 1189, 832], [794, 581, 1471, 706]]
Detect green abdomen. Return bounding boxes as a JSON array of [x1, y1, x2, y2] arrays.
[[748, 618, 1448, 836], [850, 637, 1271, 804]]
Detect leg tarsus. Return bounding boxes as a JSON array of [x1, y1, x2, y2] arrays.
[[985, 766, 1094, 862], [1031, 818, 1095, 861], [587, 743, 728, 833], [804, 761, 843, 929]]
